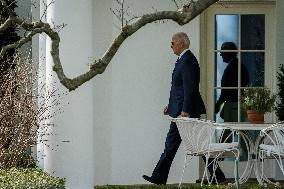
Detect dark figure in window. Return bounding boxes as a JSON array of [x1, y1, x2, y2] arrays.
[[215, 42, 250, 122], [215, 42, 250, 162]]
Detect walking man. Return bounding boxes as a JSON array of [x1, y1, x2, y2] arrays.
[[143, 32, 206, 184]]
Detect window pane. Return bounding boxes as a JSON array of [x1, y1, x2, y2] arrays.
[[214, 89, 223, 122], [241, 52, 265, 86], [215, 89, 238, 122], [215, 15, 239, 50], [215, 52, 227, 87], [241, 15, 265, 50], [240, 90, 249, 122], [215, 50, 250, 88]]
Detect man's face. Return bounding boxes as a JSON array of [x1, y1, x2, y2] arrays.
[[171, 36, 183, 56], [220, 51, 231, 63], [220, 51, 236, 63], [220, 43, 237, 63]]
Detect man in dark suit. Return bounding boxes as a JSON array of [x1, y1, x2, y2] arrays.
[[215, 42, 250, 162], [142, 32, 207, 184], [215, 42, 250, 121]]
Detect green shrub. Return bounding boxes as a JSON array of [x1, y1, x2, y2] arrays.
[[276, 64, 284, 120], [0, 168, 65, 189]]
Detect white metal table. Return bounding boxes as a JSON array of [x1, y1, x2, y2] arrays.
[[214, 122, 274, 184]]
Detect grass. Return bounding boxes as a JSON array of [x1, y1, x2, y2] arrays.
[[95, 183, 284, 189]]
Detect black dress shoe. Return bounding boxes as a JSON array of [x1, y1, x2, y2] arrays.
[[142, 175, 164, 185]]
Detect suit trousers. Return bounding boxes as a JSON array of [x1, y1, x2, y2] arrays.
[[151, 121, 181, 184], [151, 115, 224, 184]]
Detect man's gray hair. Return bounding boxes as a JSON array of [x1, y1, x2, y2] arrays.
[[174, 32, 190, 48]]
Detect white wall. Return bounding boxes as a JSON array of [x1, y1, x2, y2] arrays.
[[93, 1, 113, 185], [93, 0, 200, 185], [32, 0, 284, 186], [42, 0, 201, 187]]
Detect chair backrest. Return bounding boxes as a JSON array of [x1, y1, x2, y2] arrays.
[[272, 124, 284, 148], [173, 118, 215, 154], [262, 122, 284, 154]]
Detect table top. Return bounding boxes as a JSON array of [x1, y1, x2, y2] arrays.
[[215, 122, 275, 130], [169, 117, 276, 130]]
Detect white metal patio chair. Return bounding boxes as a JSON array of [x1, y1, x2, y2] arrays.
[[170, 117, 240, 188], [259, 122, 284, 183]]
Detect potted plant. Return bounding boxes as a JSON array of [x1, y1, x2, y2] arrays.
[[242, 87, 276, 123]]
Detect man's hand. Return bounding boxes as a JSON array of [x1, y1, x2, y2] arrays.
[[163, 106, 168, 115], [181, 111, 189, 117]]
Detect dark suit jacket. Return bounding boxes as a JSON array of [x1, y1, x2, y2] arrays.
[[216, 57, 249, 106], [168, 50, 206, 118]]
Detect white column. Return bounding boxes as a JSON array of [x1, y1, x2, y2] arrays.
[[92, 0, 113, 185], [44, 0, 95, 188], [35, 0, 47, 169]]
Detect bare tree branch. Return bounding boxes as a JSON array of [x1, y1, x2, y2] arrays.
[[40, 0, 55, 21], [0, 0, 219, 91], [172, 0, 180, 9]]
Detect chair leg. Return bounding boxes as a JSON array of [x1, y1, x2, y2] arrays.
[[260, 151, 265, 181], [234, 159, 240, 189], [213, 159, 219, 184], [201, 154, 210, 186], [274, 154, 284, 176], [208, 153, 222, 185], [277, 154, 284, 176], [211, 155, 221, 185], [179, 155, 188, 188]]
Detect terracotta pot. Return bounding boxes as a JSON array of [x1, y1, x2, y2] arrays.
[[247, 110, 264, 124]]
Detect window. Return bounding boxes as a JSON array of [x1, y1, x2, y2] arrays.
[[201, 2, 276, 123]]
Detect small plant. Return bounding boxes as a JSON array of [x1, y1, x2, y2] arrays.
[[242, 87, 276, 113]]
